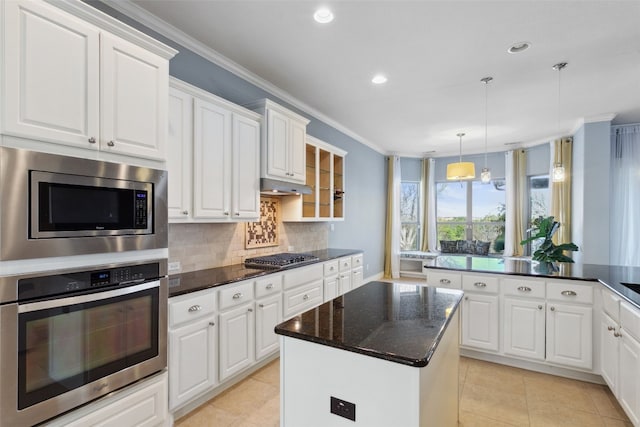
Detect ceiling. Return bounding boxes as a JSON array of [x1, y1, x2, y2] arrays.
[[128, 0, 640, 157]]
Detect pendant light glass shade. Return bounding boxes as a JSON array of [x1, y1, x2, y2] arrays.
[[446, 133, 475, 180], [480, 77, 493, 184], [481, 167, 491, 183], [552, 63, 567, 183], [552, 163, 565, 182]]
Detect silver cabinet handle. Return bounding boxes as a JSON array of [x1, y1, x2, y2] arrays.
[[608, 326, 615, 331], [561, 290, 577, 296], [107, 140, 115, 147], [266, 284, 274, 290], [614, 331, 622, 338], [344, 262, 349, 267], [232, 293, 242, 299], [235, 213, 240, 216], [224, 211, 230, 216], [188, 305, 202, 312], [518, 286, 532, 292], [259, 304, 264, 308], [538, 305, 543, 310], [550, 306, 555, 311], [474, 282, 487, 288], [209, 322, 215, 327], [88, 137, 96, 144], [303, 294, 309, 300], [440, 278, 451, 284], [464, 296, 469, 300], [330, 266, 335, 271], [182, 210, 189, 215], [248, 308, 253, 312]]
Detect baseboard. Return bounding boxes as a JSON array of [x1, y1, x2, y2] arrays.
[[364, 271, 384, 283]]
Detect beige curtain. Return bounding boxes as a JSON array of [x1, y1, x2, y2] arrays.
[[504, 149, 527, 256], [420, 158, 436, 252], [550, 137, 573, 245], [384, 156, 401, 278]]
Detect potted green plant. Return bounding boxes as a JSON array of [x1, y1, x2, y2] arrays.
[[520, 216, 578, 270]]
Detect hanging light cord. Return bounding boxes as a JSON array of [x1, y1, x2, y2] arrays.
[[484, 79, 489, 168], [553, 63, 567, 164]]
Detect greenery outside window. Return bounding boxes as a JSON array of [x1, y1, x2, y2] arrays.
[[400, 181, 420, 251], [436, 180, 506, 254]]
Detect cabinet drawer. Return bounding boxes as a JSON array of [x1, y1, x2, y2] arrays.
[[338, 256, 352, 272], [601, 287, 621, 322], [324, 260, 339, 276], [462, 274, 499, 293], [546, 281, 593, 304], [255, 274, 282, 299], [621, 301, 640, 342], [219, 280, 254, 311], [283, 280, 323, 319], [284, 263, 323, 290], [424, 270, 461, 289], [502, 277, 545, 299], [352, 253, 363, 269], [169, 289, 217, 328]]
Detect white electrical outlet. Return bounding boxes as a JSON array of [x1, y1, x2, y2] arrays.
[[330, 223, 335, 232], [168, 261, 181, 273], [288, 246, 294, 252]]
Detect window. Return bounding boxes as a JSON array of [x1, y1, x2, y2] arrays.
[[400, 181, 420, 251], [526, 175, 550, 254], [436, 180, 506, 254]]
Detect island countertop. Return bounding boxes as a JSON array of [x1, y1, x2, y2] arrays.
[[424, 255, 640, 309], [274, 281, 463, 367]]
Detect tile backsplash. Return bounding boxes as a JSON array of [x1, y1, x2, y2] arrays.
[[168, 221, 329, 273]]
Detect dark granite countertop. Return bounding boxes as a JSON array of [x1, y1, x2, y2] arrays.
[[168, 248, 362, 297], [424, 255, 640, 309], [275, 281, 463, 367]]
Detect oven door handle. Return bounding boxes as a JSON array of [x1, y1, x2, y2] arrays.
[[18, 280, 160, 313]]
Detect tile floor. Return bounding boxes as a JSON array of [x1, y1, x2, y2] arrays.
[[175, 356, 632, 427]]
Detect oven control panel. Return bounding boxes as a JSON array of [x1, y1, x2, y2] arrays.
[[17, 262, 160, 301]]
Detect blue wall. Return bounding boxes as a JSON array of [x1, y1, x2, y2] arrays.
[[88, 1, 387, 275]]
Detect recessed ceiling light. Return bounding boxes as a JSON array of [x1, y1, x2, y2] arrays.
[[507, 41, 531, 54], [313, 8, 334, 24], [371, 74, 388, 84]]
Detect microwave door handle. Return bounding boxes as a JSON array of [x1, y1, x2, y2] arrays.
[[18, 280, 159, 314]]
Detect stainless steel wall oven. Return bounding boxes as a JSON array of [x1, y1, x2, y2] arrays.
[[0, 147, 168, 260], [0, 260, 168, 426]]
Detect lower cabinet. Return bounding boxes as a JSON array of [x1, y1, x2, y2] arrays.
[[255, 293, 282, 361], [601, 311, 619, 391], [546, 302, 593, 370], [352, 266, 364, 289], [219, 302, 255, 381], [619, 330, 640, 426], [503, 297, 546, 361], [461, 293, 499, 352]]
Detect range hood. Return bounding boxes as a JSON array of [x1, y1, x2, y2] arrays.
[[260, 178, 312, 195]]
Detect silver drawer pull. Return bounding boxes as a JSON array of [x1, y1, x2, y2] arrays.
[[474, 282, 487, 288], [209, 322, 215, 327], [608, 326, 615, 331], [303, 294, 309, 300], [188, 305, 202, 312], [538, 305, 543, 310], [248, 308, 253, 312], [561, 290, 577, 297], [259, 304, 264, 308], [614, 332, 622, 338], [440, 279, 451, 284], [232, 293, 243, 299], [266, 283, 274, 290], [517, 286, 532, 292], [550, 306, 555, 311]]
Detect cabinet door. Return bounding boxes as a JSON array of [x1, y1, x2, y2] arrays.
[[219, 303, 255, 381], [167, 88, 193, 220], [546, 303, 593, 370], [193, 98, 232, 219], [461, 293, 499, 351], [338, 273, 352, 295], [619, 331, 640, 425], [100, 33, 169, 160], [600, 312, 619, 393], [503, 297, 545, 361], [256, 294, 282, 361], [266, 109, 290, 179], [289, 119, 307, 182], [324, 275, 338, 302], [169, 316, 217, 410], [232, 114, 260, 219], [351, 267, 364, 290], [3, 0, 100, 148]]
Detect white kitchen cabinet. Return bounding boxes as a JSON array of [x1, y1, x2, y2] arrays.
[[503, 297, 546, 361], [546, 302, 593, 370], [324, 274, 339, 302], [619, 301, 640, 425], [352, 266, 364, 290], [255, 293, 282, 361], [601, 311, 619, 392], [461, 293, 499, 352], [219, 302, 255, 381], [246, 99, 309, 184], [168, 288, 218, 410], [168, 79, 261, 222], [338, 271, 352, 295], [2, 0, 175, 161], [282, 136, 348, 221]]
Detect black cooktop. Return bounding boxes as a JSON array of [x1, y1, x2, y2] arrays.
[[244, 253, 319, 269]]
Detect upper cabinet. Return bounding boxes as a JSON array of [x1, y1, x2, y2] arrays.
[[168, 78, 261, 223], [1, 0, 176, 162], [245, 99, 309, 184], [282, 135, 347, 221]]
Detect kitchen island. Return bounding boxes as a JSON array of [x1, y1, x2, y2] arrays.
[[275, 281, 463, 427]]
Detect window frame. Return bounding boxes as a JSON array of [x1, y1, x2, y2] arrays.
[[400, 180, 421, 252]]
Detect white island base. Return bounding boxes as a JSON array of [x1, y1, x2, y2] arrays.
[[280, 312, 459, 427]]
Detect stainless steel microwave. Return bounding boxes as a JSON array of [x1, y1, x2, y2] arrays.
[[0, 147, 168, 260]]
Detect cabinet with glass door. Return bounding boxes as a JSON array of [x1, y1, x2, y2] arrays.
[[282, 135, 346, 221]]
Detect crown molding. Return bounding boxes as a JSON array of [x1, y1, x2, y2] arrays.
[[101, 0, 387, 155], [571, 113, 617, 135]]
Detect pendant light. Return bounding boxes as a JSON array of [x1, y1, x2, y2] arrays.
[[446, 133, 475, 180], [552, 62, 567, 182], [480, 76, 493, 183]]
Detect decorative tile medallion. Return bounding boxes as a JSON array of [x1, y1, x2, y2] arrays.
[[245, 197, 279, 248]]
